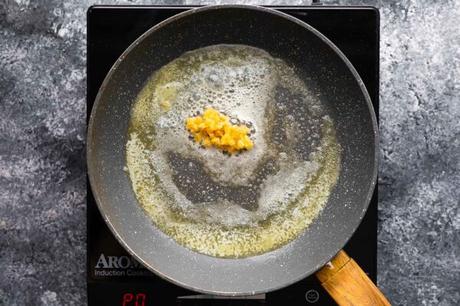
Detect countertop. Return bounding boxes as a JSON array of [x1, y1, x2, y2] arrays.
[[0, 0, 459, 305]]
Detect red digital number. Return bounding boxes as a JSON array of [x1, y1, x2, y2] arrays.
[[122, 292, 147, 306], [122, 293, 134, 306], [135, 293, 146, 306]]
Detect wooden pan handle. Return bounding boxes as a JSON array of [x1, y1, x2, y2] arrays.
[[315, 250, 391, 306]]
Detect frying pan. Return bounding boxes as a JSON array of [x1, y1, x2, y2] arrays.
[[87, 5, 389, 305]]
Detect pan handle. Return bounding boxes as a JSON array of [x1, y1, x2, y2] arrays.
[[315, 250, 391, 306]]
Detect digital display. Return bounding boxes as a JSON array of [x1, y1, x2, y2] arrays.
[[122, 292, 146, 306]]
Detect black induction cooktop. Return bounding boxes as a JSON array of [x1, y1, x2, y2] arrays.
[[87, 5, 379, 306]]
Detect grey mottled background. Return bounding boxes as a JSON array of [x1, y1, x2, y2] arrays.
[[0, 0, 459, 305]]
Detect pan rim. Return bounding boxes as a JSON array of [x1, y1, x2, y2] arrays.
[[87, 4, 379, 296]]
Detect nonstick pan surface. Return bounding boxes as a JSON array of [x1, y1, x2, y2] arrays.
[[87, 5, 378, 295]]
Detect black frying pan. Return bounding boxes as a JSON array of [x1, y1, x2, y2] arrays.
[[87, 5, 388, 304]]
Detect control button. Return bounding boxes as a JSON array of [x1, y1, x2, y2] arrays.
[[305, 289, 319, 303]]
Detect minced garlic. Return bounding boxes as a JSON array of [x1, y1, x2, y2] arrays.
[[185, 108, 253, 154]]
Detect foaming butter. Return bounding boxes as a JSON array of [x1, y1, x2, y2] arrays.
[[126, 44, 341, 258]]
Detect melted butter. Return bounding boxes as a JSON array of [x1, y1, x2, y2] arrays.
[[126, 44, 341, 258]]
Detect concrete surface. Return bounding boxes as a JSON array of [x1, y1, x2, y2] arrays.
[[0, 0, 459, 305]]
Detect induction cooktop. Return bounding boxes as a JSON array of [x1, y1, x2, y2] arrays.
[[87, 5, 379, 306]]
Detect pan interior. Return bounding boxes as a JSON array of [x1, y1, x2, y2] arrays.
[[126, 44, 341, 258]]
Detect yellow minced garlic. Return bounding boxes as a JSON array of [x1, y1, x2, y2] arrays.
[[186, 108, 253, 154]]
